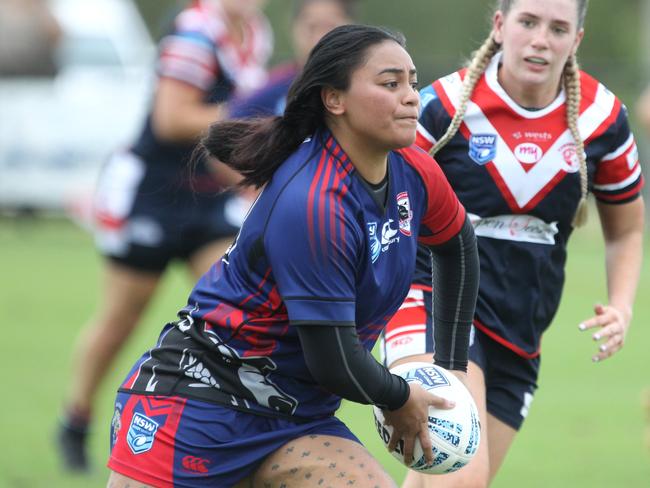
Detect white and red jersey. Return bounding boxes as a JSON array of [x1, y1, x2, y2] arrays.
[[129, 0, 272, 183], [416, 52, 644, 358], [158, 0, 272, 95]]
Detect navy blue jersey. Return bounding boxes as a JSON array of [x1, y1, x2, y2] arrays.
[[130, 0, 272, 186], [121, 129, 465, 420], [228, 63, 298, 118], [415, 52, 644, 358]]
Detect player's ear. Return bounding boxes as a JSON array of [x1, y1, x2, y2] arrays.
[[321, 87, 345, 116], [572, 28, 585, 56], [492, 10, 505, 44]]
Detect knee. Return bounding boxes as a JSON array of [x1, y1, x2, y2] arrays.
[[447, 474, 489, 488]]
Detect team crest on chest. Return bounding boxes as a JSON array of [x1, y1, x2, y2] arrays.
[[558, 143, 580, 173], [396, 192, 413, 236], [468, 133, 497, 165]]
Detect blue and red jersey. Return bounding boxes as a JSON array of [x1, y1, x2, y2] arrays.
[[415, 52, 644, 358], [121, 129, 465, 420]]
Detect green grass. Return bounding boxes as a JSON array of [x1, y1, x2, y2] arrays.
[[1, 215, 649, 487]]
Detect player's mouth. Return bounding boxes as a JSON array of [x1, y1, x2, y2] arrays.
[[524, 56, 549, 67], [397, 115, 418, 123]]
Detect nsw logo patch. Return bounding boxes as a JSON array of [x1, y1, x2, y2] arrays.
[[127, 412, 159, 454], [468, 133, 497, 165]]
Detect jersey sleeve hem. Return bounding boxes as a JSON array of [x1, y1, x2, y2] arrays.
[[284, 297, 356, 325]]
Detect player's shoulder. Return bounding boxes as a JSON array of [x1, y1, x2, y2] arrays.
[[173, 3, 225, 39], [395, 144, 440, 183], [272, 135, 350, 197], [419, 67, 466, 111], [579, 70, 623, 116]]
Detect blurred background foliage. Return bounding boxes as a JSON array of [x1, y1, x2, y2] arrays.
[[135, 0, 649, 107]]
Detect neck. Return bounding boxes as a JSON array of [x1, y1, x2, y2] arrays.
[[497, 66, 561, 109], [328, 123, 388, 184]]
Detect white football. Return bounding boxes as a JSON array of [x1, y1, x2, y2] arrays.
[[373, 362, 481, 474]]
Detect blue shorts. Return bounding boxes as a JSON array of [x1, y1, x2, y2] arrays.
[[382, 286, 539, 430], [468, 326, 539, 430], [107, 392, 360, 488], [94, 151, 246, 272]]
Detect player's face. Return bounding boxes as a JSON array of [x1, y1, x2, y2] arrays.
[[331, 41, 420, 152], [493, 0, 584, 106], [293, 1, 352, 65]]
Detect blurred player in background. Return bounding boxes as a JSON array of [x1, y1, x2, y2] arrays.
[[105, 25, 480, 487], [382, 0, 645, 486], [228, 0, 355, 118], [57, 0, 273, 472]]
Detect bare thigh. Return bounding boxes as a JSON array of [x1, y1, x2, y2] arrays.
[[248, 434, 397, 488], [106, 470, 152, 488]]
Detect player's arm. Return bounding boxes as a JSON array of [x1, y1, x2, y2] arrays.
[[426, 216, 479, 373], [580, 197, 644, 361], [296, 324, 409, 410], [152, 78, 226, 143], [297, 323, 453, 466]]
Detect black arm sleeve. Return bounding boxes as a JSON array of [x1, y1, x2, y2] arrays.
[[296, 324, 410, 411], [427, 215, 479, 372]]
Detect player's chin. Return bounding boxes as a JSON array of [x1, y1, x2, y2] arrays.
[[390, 125, 418, 149]]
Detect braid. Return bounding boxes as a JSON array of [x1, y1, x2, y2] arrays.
[[430, 34, 500, 157], [564, 54, 588, 227]]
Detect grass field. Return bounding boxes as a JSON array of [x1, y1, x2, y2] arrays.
[[0, 215, 648, 488]]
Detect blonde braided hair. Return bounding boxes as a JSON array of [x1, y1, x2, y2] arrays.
[[430, 35, 500, 158], [563, 54, 589, 227]]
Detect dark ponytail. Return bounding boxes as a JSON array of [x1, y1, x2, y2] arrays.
[[198, 24, 405, 188]]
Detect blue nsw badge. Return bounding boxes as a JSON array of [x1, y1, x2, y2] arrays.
[[468, 133, 497, 165], [127, 412, 159, 454]]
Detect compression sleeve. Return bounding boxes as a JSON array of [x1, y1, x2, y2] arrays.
[[296, 325, 410, 411], [427, 216, 479, 372]]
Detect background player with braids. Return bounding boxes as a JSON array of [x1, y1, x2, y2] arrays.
[[382, 0, 645, 486], [57, 0, 273, 472], [105, 24, 480, 487]]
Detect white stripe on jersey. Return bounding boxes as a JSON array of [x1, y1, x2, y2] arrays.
[[437, 63, 618, 209], [593, 165, 642, 191], [577, 82, 616, 140], [601, 133, 634, 161], [416, 121, 436, 145], [160, 36, 217, 66]]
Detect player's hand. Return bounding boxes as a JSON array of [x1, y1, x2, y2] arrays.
[[382, 382, 455, 466], [579, 303, 631, 362]]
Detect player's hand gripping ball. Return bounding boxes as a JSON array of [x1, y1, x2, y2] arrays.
[[373, 362, 480, 474]]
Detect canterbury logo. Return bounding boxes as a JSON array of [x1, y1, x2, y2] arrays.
[[182, 455, 210, 473]]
